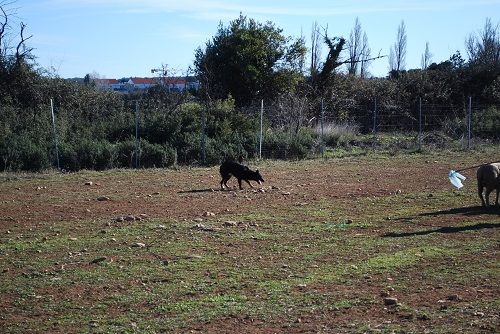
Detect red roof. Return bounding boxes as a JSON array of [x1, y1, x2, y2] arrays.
[[130, 77, 157, 85], [164, 78, 186, 85]]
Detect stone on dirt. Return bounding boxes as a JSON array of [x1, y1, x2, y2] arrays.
[[383, 297, 398, 306], [203, 211, 215, 217], [90, 257, 107, 264]]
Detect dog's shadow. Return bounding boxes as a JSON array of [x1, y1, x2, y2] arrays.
[[178, 187, 253, 193], [177, 188, 220, 194], [384, 205, 500, 238]]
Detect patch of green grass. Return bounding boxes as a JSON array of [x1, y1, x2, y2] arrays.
[[2, 149, 500, 333], [360, 246, 453, 272]]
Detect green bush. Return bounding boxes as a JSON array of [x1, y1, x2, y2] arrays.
[[58, 140, 116, 171], [289, 127, 316, 159], [139, 140, 176, 168], [0, 135, 22, 171], [58, 141, 79, 171], [0, 135, 50, 172], [473, 106, 500, 139], [115, 140, 136, 168], [261, 128, 316, 160], [19, 139, 50, 172]]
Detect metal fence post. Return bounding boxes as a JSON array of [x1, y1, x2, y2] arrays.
[[135, 100, 140, 168], [201, 102, 207, 164], [467, 96, 472, 150], [418, 97, 422, 150], [50, 98, 60, 170], [320, 98, 325, 158], [373, 97, 377, 133], [259, 99, 263, 160]]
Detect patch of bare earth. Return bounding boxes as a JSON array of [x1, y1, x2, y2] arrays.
[[1, 155, 499, 333]]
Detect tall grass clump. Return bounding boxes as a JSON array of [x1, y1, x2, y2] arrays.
[[316, 122, 360, 149]]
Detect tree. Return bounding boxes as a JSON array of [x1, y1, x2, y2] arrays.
[[346, 17, 362, 76], [389, 20, 407, 73], [194, 14, 307, 107], [421, 41, 432, 69], [314, 33, 345, 93], [359, 32, 372, 78], [310, 21, 322, 85], [463, 19, 500, 105], [466, 18, 500, 67]]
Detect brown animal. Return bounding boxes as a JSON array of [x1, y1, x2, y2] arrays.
[[477, 163, 500, 207]]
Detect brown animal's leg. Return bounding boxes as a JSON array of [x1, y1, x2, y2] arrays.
[[478, 184, 486, 207]]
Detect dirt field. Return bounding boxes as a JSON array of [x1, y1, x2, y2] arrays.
[[0, 150, 499, 333]]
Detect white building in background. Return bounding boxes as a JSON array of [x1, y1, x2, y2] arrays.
[[94, 79, 124, 91], [126, 77, 158, 90], [93, 77, 200, 93]]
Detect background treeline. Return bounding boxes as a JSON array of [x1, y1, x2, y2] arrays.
[[0, 10, 499, 171]]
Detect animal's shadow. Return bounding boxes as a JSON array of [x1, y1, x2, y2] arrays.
[[419, 205, 500, 217], [178, 186, 254, 193], [384, 205, 500, 238], [177, 188, 220, 194]]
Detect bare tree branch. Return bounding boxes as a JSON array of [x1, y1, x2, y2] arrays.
[[0, 5, 8, 58], [15, 21, 33, 63]]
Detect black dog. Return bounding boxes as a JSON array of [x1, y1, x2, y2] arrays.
[[220, 160, 264, 190]]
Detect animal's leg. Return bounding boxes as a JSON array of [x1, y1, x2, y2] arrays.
[[238, 178, 243, 190], [478, 185, 486, 207], [245, 180, 254, 188], [485, 188, 492, 207], [221, 175, 231, 190]]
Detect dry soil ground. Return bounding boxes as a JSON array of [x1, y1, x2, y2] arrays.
[[0, 151, 499, 333]]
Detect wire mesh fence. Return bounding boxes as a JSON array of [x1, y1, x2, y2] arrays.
[[236, 97, 495, 161], [38, 96, 499, 169]]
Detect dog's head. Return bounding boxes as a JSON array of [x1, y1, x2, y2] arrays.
[[255, 170, 264, 185]]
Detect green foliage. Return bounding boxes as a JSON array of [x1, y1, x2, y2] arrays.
[[1, 10, 499, 172], [0, 135, 50, 171], [473, 106, 500, 138], [262, 127, 315, 159], [115, 140, 137, 168], [194, 14, 306, 106], [139, 140, 176, 168]]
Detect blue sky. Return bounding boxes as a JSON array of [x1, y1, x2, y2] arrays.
[[12, 0, 500, 78]]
